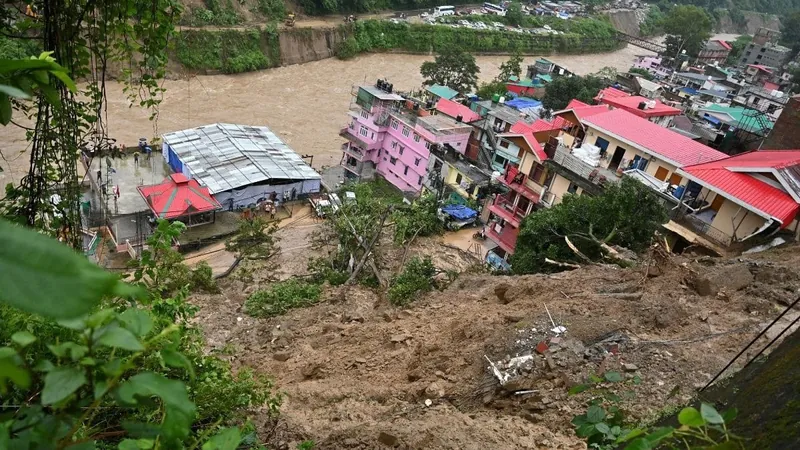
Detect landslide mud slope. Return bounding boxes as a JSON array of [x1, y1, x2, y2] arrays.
[[191, 242, 800, 449]]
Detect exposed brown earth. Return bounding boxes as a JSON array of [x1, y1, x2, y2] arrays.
[[189, 220, 800, 449]]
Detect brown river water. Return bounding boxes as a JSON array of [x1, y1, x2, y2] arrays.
[[0, 44, 681, 186]]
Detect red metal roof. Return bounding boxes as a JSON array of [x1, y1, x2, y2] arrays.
[[435, 98, 481, 123], [503, 122, 548, 161], [581, 109, 728, 168], [762, 81, 779, 91], [567, 99, 589, 108], [717, 150, 800, 170], [137, 174, 222, 219], [600, 95, 681, 118], [680, 157, 800, 225], [594, 87, 629, 101], [747, 64, 773, 74], [717, 40, 732, 50]]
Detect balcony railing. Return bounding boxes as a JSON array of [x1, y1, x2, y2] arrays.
[[670, 210, 733, 247], [484, 222, 519, 254], [485, 249, 511, 271], [551, 144, 619, 186], [489, 195, 527, 227], [341, 143, 364, 160], [499, 165, 542, 202], [340, 126, 382, 151]]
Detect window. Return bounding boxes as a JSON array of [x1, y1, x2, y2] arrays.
[[391, 119, 399, 130], [413, 133, 420, 142], [399, 147, 404, 155], [414, 158, 421, 166], [529, 163, 544, 184], [390, 157, 397, 165], [499, 140, 510, 148], [756, 54, 763, 60], [391, 140, 397, 149], [567, 182, 579, 194], [455, 173, 463, 185], [425, 141, 431, 150], [402, 126, 410, 137], [370, 132, 375, 140], [404, 166, 409, 175], [767, 104, 778, 114], [360, 110, 369, 119], [359, 126, 368, 137], [419, 176, 423, 185]]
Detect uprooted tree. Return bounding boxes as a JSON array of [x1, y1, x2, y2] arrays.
[[511, 178, 669, 274], [420, 48, 480, 94], [310, 182, 443, 290]]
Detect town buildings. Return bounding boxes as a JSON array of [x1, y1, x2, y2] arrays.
[[697, 40, 732, 65], [739, 28, 792, 68], [631, 55, 671, 79], [595, 87, 681, 127], [162, 123, 321, 210], [340, 82, 473, 195]]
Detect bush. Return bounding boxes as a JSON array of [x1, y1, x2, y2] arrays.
[[334, 36, 361, 60], [191, 260, 219, 293], [511, 178, 669, 274], [307, 256, 349, 286], [388, 256, 437, 306], [255, 0, 287, 20], [245, 279, 323, 317], [175, 27, 279, 73], [391, 194, 443, 244]]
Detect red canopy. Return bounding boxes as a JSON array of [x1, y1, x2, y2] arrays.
[[137, 173, 221, 219]]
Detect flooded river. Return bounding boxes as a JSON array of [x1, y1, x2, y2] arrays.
[[0, 42, 685, 185]]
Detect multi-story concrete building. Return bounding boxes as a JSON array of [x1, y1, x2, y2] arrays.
[[740, 39, 791, 68], [339, 82, 473, 195], [697, 40, 732, 65], [631, 55, 672, 79]]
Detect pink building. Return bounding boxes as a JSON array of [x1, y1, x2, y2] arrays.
[[340, 82, 473, 194], [632, 55, 672, 79]]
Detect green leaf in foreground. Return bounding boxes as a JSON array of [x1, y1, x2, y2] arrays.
[[11, 331, 37, 348], [0, 356, 30, 393], [604, 371, 623, 382], [701, 402, 725, 424], [202, 427, 242, 450], [678, 406, 705, 427], [116, 372, 197, 442], [0, 219, 127, 319], [95, 325, 145, 352], [42, 366, 87, 405], [586, 405, 606, 424]]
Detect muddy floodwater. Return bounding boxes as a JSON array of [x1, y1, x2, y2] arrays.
[[0, 38, 730, 185]]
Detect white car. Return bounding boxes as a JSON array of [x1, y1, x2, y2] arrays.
[[459, 19, 470, 26]]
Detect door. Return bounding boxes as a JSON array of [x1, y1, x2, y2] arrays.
[[609, 147, 626, 170], [710, 194, 725, 211], [654, 166, 669, 181], [595, 137, 610, 156]]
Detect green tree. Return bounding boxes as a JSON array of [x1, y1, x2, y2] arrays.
[[639, 5, 665, 37], [629, 67, 655, 81], [505, 2, 525, 27], [726, 34, 753, 65], [781, 11, 800, 58], [420, 48, 480, 94], [662, 5, 713, 57], [541, 75, 605, 112], [477, 80, 509, 100], [510, 178, 669, 274], [496, 53, 523, 82]]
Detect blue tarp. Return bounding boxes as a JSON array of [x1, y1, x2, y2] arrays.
[[679, 87, 699, 95], [506, 97, 542, 110], [441, 204, 477, 221], [702, 114, 721, 125]]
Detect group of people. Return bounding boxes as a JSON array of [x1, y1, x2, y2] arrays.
[[240, 199, 279, 221]]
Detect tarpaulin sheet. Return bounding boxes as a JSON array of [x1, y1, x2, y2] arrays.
[[441, 204, 477, 220]]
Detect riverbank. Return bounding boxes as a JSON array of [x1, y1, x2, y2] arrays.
[[0, 47, 654, 187], [174, 19, 625, 73]]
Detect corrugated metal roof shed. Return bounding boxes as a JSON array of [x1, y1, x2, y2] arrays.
[[162, 123, 320, 195]]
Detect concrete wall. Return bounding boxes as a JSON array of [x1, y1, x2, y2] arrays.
[[278, 27, 346, 66], [711, 198, 769, 240]]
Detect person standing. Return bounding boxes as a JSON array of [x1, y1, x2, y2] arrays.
[[133, 151, 140, 167]]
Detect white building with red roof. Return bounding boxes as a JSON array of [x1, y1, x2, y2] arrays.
[[595, 87, 681, 127], [667, 150, 800, 252]]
